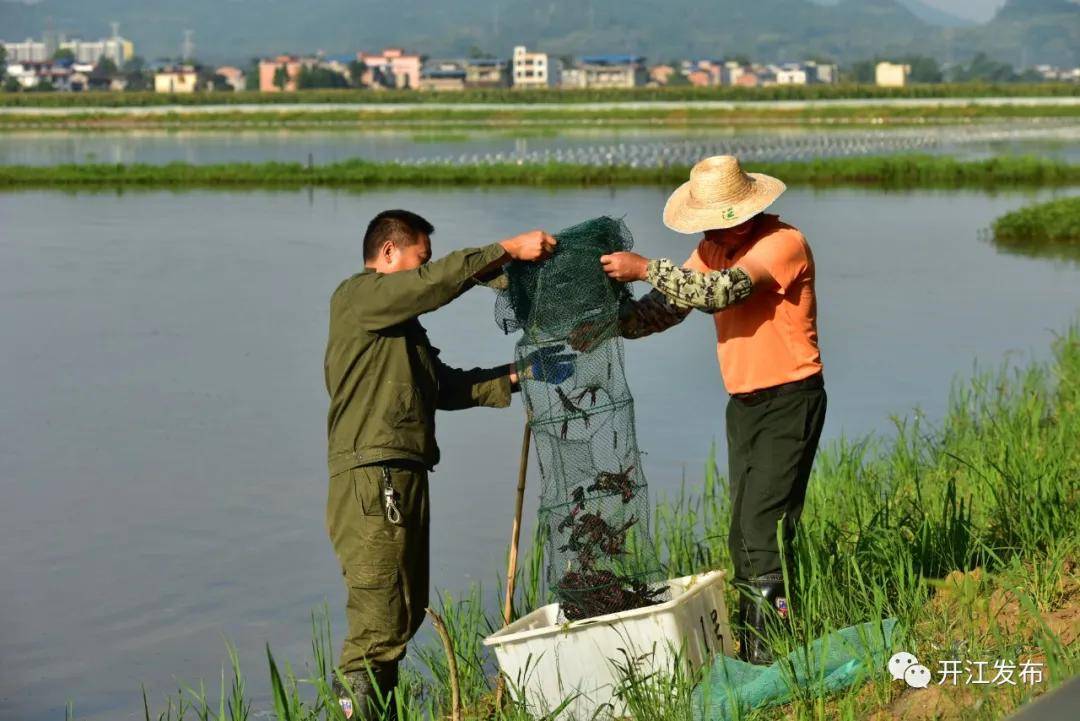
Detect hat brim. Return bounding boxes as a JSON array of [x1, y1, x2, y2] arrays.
[[662, 173, 787, 234]]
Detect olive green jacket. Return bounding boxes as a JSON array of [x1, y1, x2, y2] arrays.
[[325, 243, 513, 476]]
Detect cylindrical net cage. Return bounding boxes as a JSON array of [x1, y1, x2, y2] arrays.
[[496, 217, 667, 621]]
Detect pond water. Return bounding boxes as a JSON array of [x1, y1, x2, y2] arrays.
[[1, 185, 1078, 721], [2, 122, 1078, 167]]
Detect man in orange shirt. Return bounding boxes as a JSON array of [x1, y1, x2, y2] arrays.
[[596, 155, 826, 664]]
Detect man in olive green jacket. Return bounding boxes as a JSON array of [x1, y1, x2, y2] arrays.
[[325, 210, 565, 719]]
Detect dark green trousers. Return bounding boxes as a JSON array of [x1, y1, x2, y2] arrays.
[[326, 463, 430, 671], [726, 381, 827, 581]]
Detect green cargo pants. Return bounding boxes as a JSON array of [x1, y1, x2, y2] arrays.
[[326, 462, 430, 672], [726, 378, 827, 581]]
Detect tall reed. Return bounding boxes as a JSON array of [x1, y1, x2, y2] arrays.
[[131, 325, 1079, 720]]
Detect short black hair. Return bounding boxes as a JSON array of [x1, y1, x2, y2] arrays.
[[362, 209, 434, 261]]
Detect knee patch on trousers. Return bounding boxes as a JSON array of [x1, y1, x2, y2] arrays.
[[343, 562, 408, 667]]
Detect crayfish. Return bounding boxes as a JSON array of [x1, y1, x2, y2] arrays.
[[570, 485, 586, 506], [555, 386, 590, 439], [558, 512, 638, 558], [556, 569, 666, 621], [573, 384, 603, 407], [588, 465, 637, 503]]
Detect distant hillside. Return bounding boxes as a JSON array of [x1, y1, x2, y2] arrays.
[[896, 0, 976, 26], [0, 0, 1075, 67], [952, 0, 1080, 68]]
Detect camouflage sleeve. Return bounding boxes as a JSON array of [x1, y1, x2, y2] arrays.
[[619, 289, 692, 339], [645, 258, 753, 313]]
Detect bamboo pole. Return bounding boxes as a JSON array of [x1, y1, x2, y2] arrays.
[[493, 420, 532, 711]]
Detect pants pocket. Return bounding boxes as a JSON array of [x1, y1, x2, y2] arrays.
[[352, 467, 388, 517], [342, 562, 408, 667]]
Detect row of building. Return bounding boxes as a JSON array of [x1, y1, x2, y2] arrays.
[[4, 29, 135, 68], [1032, 64, 1080, 83], [247, 47, 845, 93], [1, 49, 916, 94], [9, 32, 1079, 93]]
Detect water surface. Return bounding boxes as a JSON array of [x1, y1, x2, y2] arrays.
[[1, 185, 1077, 721], [2, 122, 1077, 166]]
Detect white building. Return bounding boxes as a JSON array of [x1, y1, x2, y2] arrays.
[[3, 38, 49, 63], [721, 61, 747, 86], [512, 45, 557, 88], [4, 62, 80, 90], [1034, 64, 1080, 82], [5, 29, 134, 67], [562, 55, 647, 89], [59, 35, 134, 66], [4, 63, 39, 89], [774, 63, 808, 85], [804, 60, 838, 84], [154, 66, 198, 94], [875, 61, 911, 87]]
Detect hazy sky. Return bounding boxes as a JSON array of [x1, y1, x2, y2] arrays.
[[0, 0, 1015, 24], [923, 0, 1005, 23]]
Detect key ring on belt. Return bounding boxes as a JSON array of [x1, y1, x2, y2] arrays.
[[381, 466, 403, 525]]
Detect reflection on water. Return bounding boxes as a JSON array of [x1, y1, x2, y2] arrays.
[[2, 122, 1078, 167], [988, 235, 1080, 264], [1, 186, 1078, 721]]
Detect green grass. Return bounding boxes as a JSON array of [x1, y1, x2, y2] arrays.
[[2, 156, 1077, 191], [3, 83, 1077, 108], [3, 102, 1077, 131], [988, 195, 1080, 263], [992, 196, 1080, 247], [121, 324, 1080, 720]]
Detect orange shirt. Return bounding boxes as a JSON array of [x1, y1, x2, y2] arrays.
[[684, 214, 822, 395]]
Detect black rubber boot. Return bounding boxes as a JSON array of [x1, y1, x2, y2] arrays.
[[332, 663, 398, 720], [736, 574, 790, 666]]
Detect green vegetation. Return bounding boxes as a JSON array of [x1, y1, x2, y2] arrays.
[[3, 101, 1075, 132], [1, 83, 1077, 108], [2, 156, 1076, 191], [125, 326, 1080, 720], [992, 196, 1080, 255]]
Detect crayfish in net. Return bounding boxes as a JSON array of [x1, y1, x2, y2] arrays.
[[556, 569, 667, 621], [587, 465, 637, 503], [572, 384, 603, 407], [555, 386, 591, 439], [558, 512, 638, 557]]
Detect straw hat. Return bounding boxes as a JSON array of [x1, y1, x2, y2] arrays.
[[663, 155, 786, 234]]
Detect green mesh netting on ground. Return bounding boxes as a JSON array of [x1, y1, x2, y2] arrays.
[[693, 618, 899, 720], [496, 216, 667, 621]]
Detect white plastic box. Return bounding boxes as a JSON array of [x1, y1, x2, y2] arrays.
[[483, 571, 732, 720]]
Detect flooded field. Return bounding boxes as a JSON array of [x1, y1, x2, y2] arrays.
[[1, 184, 1077, 721], [1, 121, 1077, 167]]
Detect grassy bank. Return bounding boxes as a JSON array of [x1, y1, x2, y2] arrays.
[[3, 83, 1077, 109], [2, 156, 1077, 191], [4, 102, 1078, 131], [993, 196, 1080, 246], [126, 325, 1080, 721]]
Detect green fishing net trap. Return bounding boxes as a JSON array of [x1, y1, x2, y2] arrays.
[[495, 216, 668, 621]]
